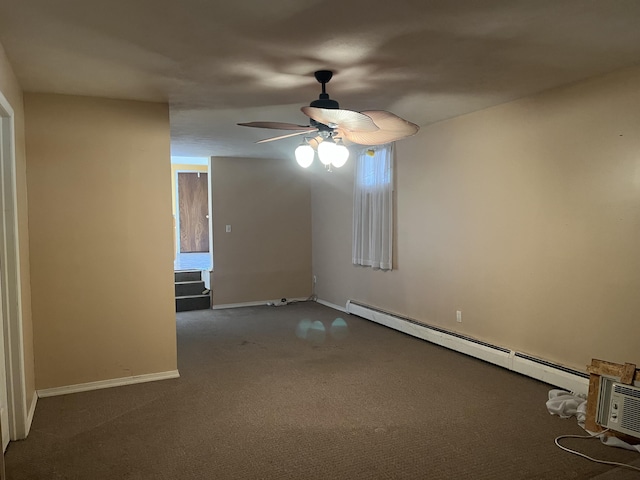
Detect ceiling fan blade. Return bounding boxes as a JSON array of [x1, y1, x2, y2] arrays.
[[340, 111, 420, 145], [256, 129, 318, 144], [238, 121, 315, 131], [361, 111, 420, 135], [301, 107, 378, 132]]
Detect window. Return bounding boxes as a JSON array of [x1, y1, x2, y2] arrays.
[[352, 144, 394, 270]]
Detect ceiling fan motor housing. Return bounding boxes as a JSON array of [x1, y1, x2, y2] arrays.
[[309, 117, 334, 132], [310, 96, 339, 131], [310, 93, 339, 131], [310, 95, 339, 109]]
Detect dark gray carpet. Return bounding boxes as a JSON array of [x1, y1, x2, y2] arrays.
[[5, 303, 639, 479]]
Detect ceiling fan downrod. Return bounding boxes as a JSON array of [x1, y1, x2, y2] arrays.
[[311, 70, 339, 110]]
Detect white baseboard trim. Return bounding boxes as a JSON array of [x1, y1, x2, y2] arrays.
[[212, 297, 309, 310], [25, 391, 38, 436], [36, 370, 180, 398], [345, 300, 590, 396], [212, 300, 271, 310], [316, 298, 348, 313]]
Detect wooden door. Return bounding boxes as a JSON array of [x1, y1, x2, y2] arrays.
[[178, 172, 209, 253]]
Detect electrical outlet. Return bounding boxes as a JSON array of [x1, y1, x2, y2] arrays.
[[456, 310, 462, 323], [313, 275, 317, 284]]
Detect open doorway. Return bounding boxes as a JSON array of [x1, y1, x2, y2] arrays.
[[171, 157, 212, 272], [0, 88, 29, 447]]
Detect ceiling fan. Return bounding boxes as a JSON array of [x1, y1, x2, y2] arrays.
[[238, 70, 420, 168]]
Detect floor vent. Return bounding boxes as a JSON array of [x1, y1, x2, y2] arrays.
[[345, 300, 589, 395]]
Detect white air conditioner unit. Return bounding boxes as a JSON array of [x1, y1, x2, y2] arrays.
[[596, 376, 640, 439]]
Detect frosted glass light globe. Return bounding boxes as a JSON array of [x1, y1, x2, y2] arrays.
[[317, 140, 338, 166], [295, 144, 314, 168], [332, 144, 349, 168]]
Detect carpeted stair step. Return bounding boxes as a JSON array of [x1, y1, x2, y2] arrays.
[[175, 280, 206, 297], [176, 294, 210, 312]]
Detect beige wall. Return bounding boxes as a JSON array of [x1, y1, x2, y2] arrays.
[[312, 67, 640, 372], [0, 43, 36, 418], [25, 93, 177, 389], [211, 157, 312, 305]]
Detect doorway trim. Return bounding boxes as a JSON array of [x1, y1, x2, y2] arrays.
[[207, 157, 213, 264], [0, 88, 30, 441]]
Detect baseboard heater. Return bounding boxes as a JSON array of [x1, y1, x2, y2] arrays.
[[346, 300, 589, 395]]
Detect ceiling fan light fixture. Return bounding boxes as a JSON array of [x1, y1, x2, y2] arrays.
[[317, 137, 337, 166], [332, 140, 349, 168], [295, 142, 314, 168]]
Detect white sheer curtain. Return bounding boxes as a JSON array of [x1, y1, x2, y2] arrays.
[[352, 143, 393, 270]]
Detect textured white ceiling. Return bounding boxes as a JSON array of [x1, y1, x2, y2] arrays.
[[1, 0, 640, 160]]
